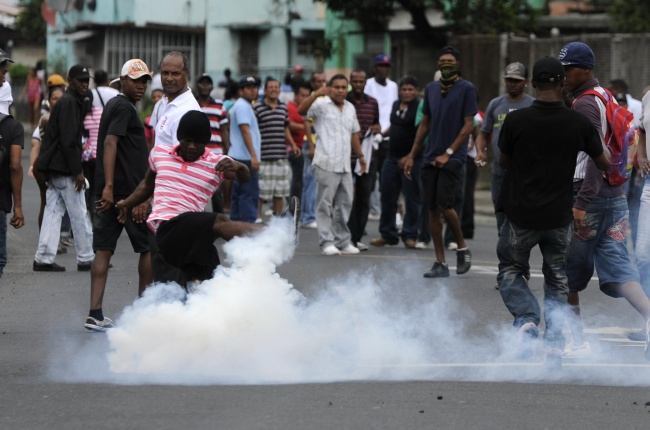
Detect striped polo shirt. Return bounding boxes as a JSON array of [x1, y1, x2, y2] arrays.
[[346, 92, 379, 136], [147, 145, 227, 233], [199, 97, 229, 154], [253, 99, 290, 161]]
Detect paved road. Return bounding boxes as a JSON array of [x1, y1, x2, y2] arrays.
[[2, 145, 650, 429]]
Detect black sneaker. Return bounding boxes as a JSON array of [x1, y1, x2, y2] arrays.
[[456, 248, 471, 274], [84, 316, 114, 332], [33, 261, 66, 272], [77, 261, 92, 271], [281, 196, 301, 244], [423, 261, 450, 278]]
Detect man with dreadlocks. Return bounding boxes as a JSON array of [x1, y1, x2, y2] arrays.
[[402, 46, 478, 278]]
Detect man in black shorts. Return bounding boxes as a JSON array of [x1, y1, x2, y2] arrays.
[[86, 59, 154, 332], [117, 110, 299, 291]]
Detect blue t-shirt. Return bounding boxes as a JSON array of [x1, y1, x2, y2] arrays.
[[422, 79, 477, 164], [228, 98, 261, 161]]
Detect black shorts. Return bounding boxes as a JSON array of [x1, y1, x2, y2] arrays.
[[92, 206, 149, 253], [156, 212, 220, 282], [420, 161, 464, 210]]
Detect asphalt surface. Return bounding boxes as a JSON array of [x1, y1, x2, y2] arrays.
[[2, 140, 650, 430]]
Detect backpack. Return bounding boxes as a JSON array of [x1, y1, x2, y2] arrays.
[[574, 87, 639, 186]]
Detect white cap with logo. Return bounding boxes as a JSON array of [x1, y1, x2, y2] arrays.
[[120, 59, 153, 80]]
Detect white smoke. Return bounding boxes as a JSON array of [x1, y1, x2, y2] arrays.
[[48, 218, 650, 386]]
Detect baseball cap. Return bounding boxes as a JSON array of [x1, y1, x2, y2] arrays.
[[46, 74, 67, 88], [532, 56, 565, 84], [0, 49, 13, 65], [68, 64, 91, 80], [120, 59, 153, 80], [196, 73, 213, 84], [373, 54, 392, 66], [238, 75, 258, 88], [503, 62, 528, 80], [437, 45, 461, 61], [558, 41, 595, 70]]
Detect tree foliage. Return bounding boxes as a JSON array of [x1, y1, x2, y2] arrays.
[[14, 0, 47, 43], [609, 0, 650, 33]]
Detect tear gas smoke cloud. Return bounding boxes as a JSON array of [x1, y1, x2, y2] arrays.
[[49, 219, 650, 386]]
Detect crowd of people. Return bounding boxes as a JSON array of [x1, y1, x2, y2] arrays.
[[0, 41, 649, 367]]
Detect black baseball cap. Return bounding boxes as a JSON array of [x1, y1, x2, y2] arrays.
[[532, 57, 564, 84], [238, 76, 258, 88], [0, 49, 13, 65], [196, 73, 213, 84], [68, 64, 91, 80]]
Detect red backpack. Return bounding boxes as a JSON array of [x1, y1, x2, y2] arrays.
[[574, 87, 639, 186]]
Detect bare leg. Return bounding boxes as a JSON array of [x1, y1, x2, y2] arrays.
[[442, 207, 467, 249], [272, 197, 284, 214], [90, 250, 112, 310], [137, 251, 153, 296], [429, 208, 446, 263], [213, 214, 263, 241]]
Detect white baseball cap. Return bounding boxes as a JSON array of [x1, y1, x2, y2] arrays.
[[120, 59, 153, 80]]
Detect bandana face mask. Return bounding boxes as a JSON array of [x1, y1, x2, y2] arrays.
[[439, 63, 460, 94]]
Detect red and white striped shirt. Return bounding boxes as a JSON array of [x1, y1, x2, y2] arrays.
[[147, 145, 228, 233]]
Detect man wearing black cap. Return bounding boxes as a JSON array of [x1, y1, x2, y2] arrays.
[[34, 64, 94, 272], [402, 46, 476, 278], [559, 41, 650, 359], [475, 62, 534, 237], [195, 72, 230, 213], [0, 48, 25, 279], [228, 76, 262, 223], [117, 110, 297, 289], [496, 56, 610, 367]]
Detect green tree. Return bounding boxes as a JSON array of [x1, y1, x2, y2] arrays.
[[609, 0, 650, 32], [14, 0, 47, 43]]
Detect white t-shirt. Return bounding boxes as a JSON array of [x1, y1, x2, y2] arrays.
[[0, 81, 12, 115], [154, 88, 201, 147], [364, 77, 398, 133], [91, 86, 119, 108]]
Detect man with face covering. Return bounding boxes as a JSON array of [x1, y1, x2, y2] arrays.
[[402, 46, 477, 278]]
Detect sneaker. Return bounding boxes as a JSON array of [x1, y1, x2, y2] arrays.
[[33, 261, 66, 272], [322, 245, 341, 256], [404, 239, 416, 249], [423, 261, 449, 278], [56, 246, 67, 255], [339, 244, 360, 255], [355, 242, 369, 251], [60, 237, 74, 247], [255, 218, 263, 224], [368, 213, 380, 221], [516, 322, 539, 359], [264, 208, 273, 216], [456, 248, 471, 274], [280, 196, 300, 244], [302, 221, 317, 229], [369, 237, 398, 247], [645, 318, 650, 361], [77, 261, 92, 272], [545, 348, 563, 370], [446, 241, 458, 251], [84, 316, 114, 332], [414, 241, 429, 250], [563, 341, 592, 359]]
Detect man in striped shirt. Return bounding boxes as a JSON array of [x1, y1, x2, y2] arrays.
[[117, 110, 300, 288], [254, 78, 300, 218]]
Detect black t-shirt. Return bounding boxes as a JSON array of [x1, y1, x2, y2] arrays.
[[95, 95, 149, 197], [388, 98, 420, 159], [0, 116, 24, 213], [498, 100, 603, 230]]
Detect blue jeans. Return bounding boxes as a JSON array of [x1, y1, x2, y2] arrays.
[[301, 141, 317, 225], [498, 219, 571, 349], [0, 211, 6, 278], [230, 160, 259, 223], [34, 175, 94, 264], [566, 195, 639, 297], [379, 156, 421, 243], [636, 176, 650, 298]]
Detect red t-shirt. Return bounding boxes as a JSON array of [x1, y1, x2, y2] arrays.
[[287, 100, 305, 148]]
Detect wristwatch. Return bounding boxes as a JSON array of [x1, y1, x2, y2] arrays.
[[445, 148, 454, 156]]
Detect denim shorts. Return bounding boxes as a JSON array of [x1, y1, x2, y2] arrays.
[[92, 206, 149, 253], [566, 195, 639, 297]]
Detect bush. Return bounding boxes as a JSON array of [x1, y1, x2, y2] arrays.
[[9, 63, 30, 80]]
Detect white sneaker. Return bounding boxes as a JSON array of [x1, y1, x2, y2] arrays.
[[302, 221, 317, 229], [415, 241, 429, 249], [255, 218, 263, 224], [446, 241, 458, 251], [264, 209, 273, 216], [322, 245, 341, 256], [563, 341, 592, 358], [339, 244, 360, 254], [356, 242, 369, 251], [368, 213, 380, 221]]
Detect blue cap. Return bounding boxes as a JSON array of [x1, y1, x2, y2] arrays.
[[373, 54, 391, 66], [558, 42, 595, 70], [238, 75, 258, 88]]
